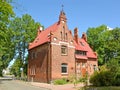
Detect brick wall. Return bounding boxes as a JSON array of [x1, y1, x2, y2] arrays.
[[28, 43, 50, 83], [51, 22, 76, 80]]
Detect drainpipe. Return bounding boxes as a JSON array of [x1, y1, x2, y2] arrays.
[[48, 31, 53, 84]]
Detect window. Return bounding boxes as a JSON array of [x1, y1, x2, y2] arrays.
[[63, 26, 65, 40], [30, 66, 36, 75], [31, 52, 35, 59], [65, 33, 68, 40], [75, 50, 86, 56], [93, 65, 97, 71], [80, 41, 85, 46], [61, 45, 67, 55], [61, 32, 63, 40], [82, 63, 86, 67], [31, 52, 37, 59], [61, 63, 68, 74]]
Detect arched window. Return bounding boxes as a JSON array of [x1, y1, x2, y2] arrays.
[[65, 33, 68, 40], [61, 31, 63, 40], [63, 26, 65, 40]]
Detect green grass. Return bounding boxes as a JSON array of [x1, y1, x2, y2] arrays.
[[53, 78, 67, 85]]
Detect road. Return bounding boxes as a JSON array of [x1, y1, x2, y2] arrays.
[[0, 80, 49, 90]]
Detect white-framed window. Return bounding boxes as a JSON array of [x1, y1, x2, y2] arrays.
[[82, 63, 86, 68], [30, 66, 36, 75], [75, 50, 86, 56], [93, 65, 97, 71], [61, 63, 68, 74], [61, 45, 67, 55], [31, 52, 35, 59]]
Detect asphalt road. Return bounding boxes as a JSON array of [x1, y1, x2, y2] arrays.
[[0, 80, 49, 90]]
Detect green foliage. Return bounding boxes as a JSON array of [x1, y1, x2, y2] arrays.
[[79, 86, 120, 90], [90, 60, 120, 86], [78, 77, 87, 83], [9, 14, 41, 77], [87, 25, 120, 65], [53, 78, 67, 85], [114, 74, 120, 86], [0, 0, 15, 76], [0, 0, 42, 77], [10, 58, 22, 77], [90, 69, 114, 86]]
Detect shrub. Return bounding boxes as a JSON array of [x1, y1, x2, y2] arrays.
[[79, 77, 87, 82], [114, 73, 120, 86], [90, 63, 120, 86], [90, 71, 101, 86]]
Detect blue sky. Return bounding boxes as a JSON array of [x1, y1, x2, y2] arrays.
[[14, 0, 120, 36]]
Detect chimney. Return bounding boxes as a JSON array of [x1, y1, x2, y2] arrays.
[[82, 32, 87, 42], [74, 27, 79, 43]]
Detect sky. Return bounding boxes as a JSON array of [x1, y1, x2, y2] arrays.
[[14, 0, 120, 36], [9, 0, 120, 67]]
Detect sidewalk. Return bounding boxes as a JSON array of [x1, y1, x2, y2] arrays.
[[30, 82, 85, 90]]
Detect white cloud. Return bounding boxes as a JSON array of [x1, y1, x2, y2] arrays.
[[107, 26, 113, 30]]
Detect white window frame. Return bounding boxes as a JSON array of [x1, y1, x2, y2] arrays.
[[61, 63, 68, 74], [61, 45, 67, 55]]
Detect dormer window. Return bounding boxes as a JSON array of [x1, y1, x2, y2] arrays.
[[75, 50, 86, 56], [80, 41, 84, 46]]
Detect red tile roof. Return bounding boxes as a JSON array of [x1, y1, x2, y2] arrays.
[[29, 20, 97, 59], [29, 22, 59, 50], [75, 55, 88, 59], [74, 38, 97, 59]]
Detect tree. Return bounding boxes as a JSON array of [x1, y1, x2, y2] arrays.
[[0, 0, 14, 76], [10, 58, 22, 77], [9, 14, 41, 77], [87, 25, 109, 65], [104, 28, 120, 62], [87, 25, 120, 65]]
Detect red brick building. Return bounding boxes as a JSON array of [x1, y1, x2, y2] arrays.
[[28, 10, 98, 83]]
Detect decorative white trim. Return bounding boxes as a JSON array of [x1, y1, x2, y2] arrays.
[[68, 46, 75, 48], [51, 41, 75, 48], [59, 41, 69, 45], [51, 42, 60, 46]]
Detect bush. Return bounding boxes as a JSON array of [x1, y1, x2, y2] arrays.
[[90, 65, 114, 86], [53, 78, 67, 85], [90, 71, 101, 86], [79, 77, 87, 82], [90, 62, 120, 86], [114, 74, 120, 86]]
